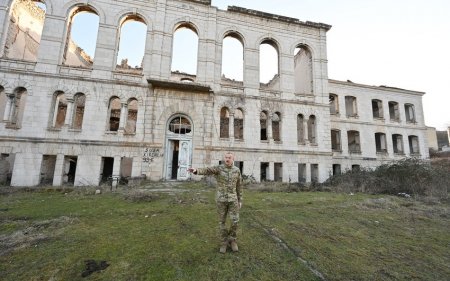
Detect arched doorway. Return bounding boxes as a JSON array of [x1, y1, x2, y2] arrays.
[[165, 115, 193, 180]]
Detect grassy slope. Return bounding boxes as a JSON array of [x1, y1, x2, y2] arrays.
[[0, 183, 449, 281]]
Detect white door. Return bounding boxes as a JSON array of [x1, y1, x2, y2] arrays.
[[177, 140, 191, 180]]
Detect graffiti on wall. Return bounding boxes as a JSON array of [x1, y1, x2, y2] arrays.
[[142, 148, 164, 164]]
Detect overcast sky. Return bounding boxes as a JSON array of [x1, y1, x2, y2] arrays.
[[212, 0, 450, 130]]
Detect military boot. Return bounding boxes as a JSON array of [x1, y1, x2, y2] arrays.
[[230, 239, 239, 252], [219, 241, 228, 254]]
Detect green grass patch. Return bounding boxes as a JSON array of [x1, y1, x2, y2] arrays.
[[1, 183, 449, 280]]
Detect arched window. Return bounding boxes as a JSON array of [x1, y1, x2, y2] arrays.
[[220, 107, 230, 138], [260, 40, 279, 86], [307, 115, 316, 144], [125, 98, 138, 133], [4, 1, 46, 61], [294, 45, 313, 95], [260, 111, 268, 141], [72, 93, 85, 129], [272, 112, 281, 142], [171, 25, 199, 76], [63, 6, 99, 67], [169, 116, 191, 135], [116, 15, 147, 72], [107, 97, 121, 131], [51, 91, 67, 128], [234, 108, 244, 140], [222, 34, 244, 81], [4, 87, 27, 128], [297, 114, 305, 143]]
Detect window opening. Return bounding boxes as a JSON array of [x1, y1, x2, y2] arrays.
[[260, 40, 279, 86], [221, 34, 244, 81], [72, 93, 85, 129], [220, 107, 230, 138], [234, 108, 244, 140], [260, 111, 268, 141], [108, 97, 121, 131], [272, 112, 281, 142], [116, 16, 147, 72], [331, 130, 341, 151], [169, 116, 191, 134], [4, 0, 46, 61], [294, 46, 313, 95], [372, 99, 383, 119], [348, 131, 361, 153], [388, 101, 400, 121], [171, 26, 198, 76], [63, 7, 99, 67]]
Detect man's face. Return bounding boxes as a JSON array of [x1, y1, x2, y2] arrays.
[[224, 153, 234, 167]]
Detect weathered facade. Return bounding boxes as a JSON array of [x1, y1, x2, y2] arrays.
[[0, 0, 428, 187]]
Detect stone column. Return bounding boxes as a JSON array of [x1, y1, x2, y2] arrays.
[[52, 154, 65, 186], [35, 15, 67, 73], [306, 163, 311, 183], [92, 23, 117, 79], [267, 114, 273, 141], [229, 113, 234, 139], [303, 117, 309, 144], [3, 94, 12, 121], [243, 47, 260, 95], [268, 162, 274, 181], [64, 99, 74, 127], [118, 103, 127, 131], [0, 5, 9, 57], [111, 156, 122, 188]]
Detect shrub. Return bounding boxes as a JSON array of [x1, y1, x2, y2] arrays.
[[323, 158, 449, 199]]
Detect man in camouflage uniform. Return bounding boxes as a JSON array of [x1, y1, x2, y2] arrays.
[[188, 152, 242, 253]]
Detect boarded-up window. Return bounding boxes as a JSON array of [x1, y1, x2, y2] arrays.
[[329, 94, 339, 115], [272, 112, 281, 142], [408, 135, 420, 155], [375, 133, 387, 153], [405, 104, 416, 123]]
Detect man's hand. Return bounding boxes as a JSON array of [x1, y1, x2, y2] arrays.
[[187, 168, 196, 174]]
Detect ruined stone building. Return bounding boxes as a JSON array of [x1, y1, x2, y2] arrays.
[[0, 0, 429, 187]]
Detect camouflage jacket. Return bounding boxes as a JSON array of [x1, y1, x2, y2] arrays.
[[196, 165, 242, 202]]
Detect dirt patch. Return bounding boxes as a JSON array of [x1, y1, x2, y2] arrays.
[[0, 216, 79, 256]]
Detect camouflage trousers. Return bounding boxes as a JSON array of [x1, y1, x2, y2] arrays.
[[216, 201, 240, 242]]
